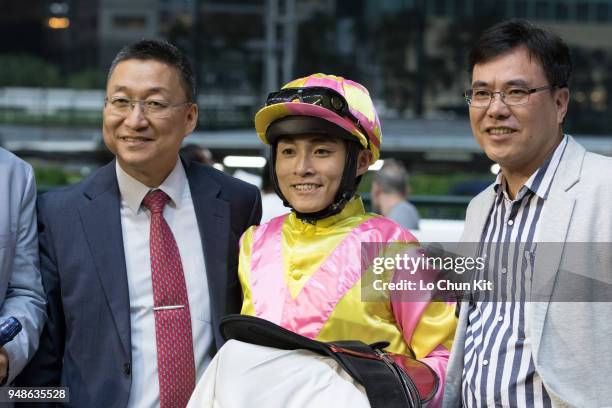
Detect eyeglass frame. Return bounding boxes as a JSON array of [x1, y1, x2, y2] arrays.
[[464, 84, 566, 108], [104, 96, 193, 118], [265, 86, 370, 146]]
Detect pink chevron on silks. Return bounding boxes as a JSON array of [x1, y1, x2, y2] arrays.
[[249, 214, 288, 325], [248, 215, 422, 340]]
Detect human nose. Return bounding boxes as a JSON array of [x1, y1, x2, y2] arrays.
[[486, 91, 511, 117], [293, 151, 314, 176], [123, 101, 148, 128]]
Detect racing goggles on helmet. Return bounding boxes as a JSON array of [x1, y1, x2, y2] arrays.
[[265, 87, 370, 147]]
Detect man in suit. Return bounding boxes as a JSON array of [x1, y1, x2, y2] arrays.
[[16, 40, 261, 407], [0, 148, 46, 384], [443, 20, 612, 407]]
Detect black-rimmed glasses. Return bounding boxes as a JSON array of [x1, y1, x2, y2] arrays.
[[104, 97, 192, 119], [464, 84, 564, 108]]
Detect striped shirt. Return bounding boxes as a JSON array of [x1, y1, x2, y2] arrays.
[[462, 136, 568, 407]]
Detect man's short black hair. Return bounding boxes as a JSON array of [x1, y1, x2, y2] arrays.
[[468, 19, 572, 89], [107, 39, 196, 102]]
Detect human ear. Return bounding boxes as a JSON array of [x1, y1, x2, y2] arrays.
[[555, 87, 570, 125], [184, 103, 199, 135], [356, 150, 373, 177]]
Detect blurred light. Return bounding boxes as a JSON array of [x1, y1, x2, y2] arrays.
[[368, 159, 384, 171], [233, 170, 262, 188], [490, 163, 500, 175], [212, 163, 225, 171], [590, 90, 605, 104], [575, 91, 587, 104], [50, 2, 69, 14], [223, 156, 266, 168], [48, 17, 70, 29]]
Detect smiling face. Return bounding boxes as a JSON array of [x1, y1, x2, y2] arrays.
[[275, 134, 371, 213], [103, 59, 198, 187], [469, 46, 569, 176]]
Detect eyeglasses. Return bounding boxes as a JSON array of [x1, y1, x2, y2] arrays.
[[464, 84, 564, 108], [265, 87, 369, 144], [104, 97, 192, 118]]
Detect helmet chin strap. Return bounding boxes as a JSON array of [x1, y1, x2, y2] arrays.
[[270, 141, 362, 224]]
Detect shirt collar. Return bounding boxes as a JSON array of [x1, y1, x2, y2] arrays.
[[115, 159, 187, 213], [494, 135, 568, 201]]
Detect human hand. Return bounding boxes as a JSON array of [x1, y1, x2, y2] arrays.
[[0, 347, 8, 383]]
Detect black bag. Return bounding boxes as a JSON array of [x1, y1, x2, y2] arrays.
[[220, 314, 439, 408]]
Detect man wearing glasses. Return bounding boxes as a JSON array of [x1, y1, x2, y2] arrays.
[[443, 20, 612, 407], [17, 40, 261, 407]]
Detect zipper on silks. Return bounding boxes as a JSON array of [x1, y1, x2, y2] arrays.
[[374, 349, 420, 408], [329, 344, 381, 360], [329, 344, 420, 407]]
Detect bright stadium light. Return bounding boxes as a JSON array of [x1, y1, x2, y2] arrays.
[[490, 163, 500, 175], [368, 159, 384, 171], [223, 156, 267, 168]]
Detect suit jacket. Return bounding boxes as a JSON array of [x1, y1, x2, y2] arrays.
[[0, 148, 45, 383], [16, 159, 262, 407], [443, 136, 612, 407]]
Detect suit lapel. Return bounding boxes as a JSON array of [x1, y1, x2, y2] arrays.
[[530, 136, 584, 359], [461, 185, 496, 243], [78, 161, 131, 357], [185, 162, 230, 335]]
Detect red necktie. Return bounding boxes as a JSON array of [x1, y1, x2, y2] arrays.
[[143, 190, 196, 408]]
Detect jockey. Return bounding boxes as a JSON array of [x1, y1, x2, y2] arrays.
[[189, 74, 457, 407]]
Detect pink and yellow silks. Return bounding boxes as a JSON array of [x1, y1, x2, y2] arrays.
[[238, 197, 457, 406]]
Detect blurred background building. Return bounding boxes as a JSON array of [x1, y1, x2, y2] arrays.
[[2, 0, 612, 230]]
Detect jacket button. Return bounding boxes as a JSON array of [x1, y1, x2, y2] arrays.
[[123, 362, 131, 377]]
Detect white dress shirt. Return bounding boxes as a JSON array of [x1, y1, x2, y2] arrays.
[[116, 160, 212, 408]]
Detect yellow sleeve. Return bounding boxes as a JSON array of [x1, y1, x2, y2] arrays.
[[411, 301, 457, 358], [238, 225, 257, 316]]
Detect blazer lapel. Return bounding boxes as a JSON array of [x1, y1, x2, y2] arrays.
[[530, 136, 584, 359], [78, 161, 131, 357], [185, 162, 230, 335], [461, 185, 496, 243]]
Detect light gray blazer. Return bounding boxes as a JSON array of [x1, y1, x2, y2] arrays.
[[443, 136, 612, 408], [0, 147, 45, 383]]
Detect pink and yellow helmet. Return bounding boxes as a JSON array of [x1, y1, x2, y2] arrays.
[[254, 73, 382, 163]]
